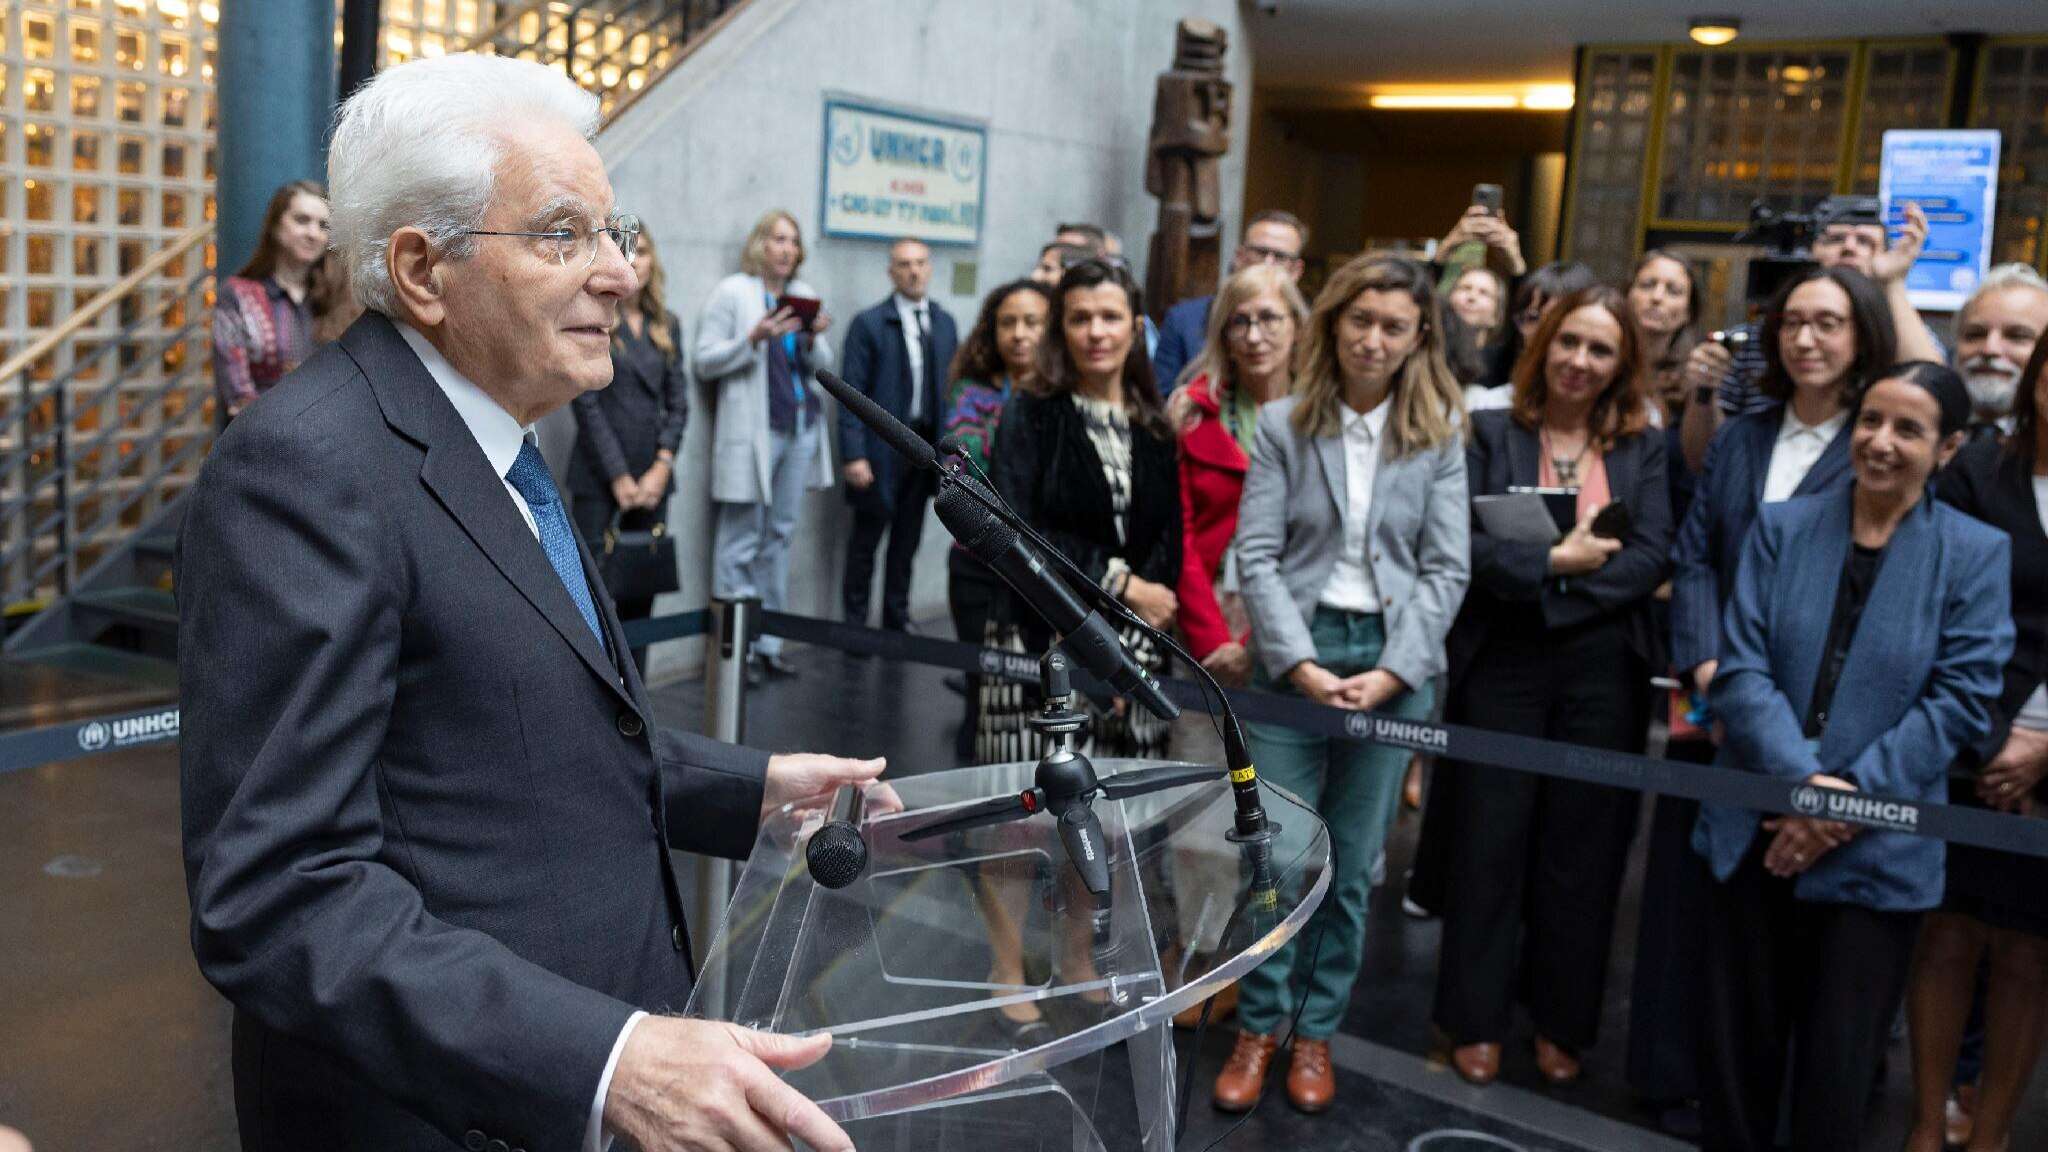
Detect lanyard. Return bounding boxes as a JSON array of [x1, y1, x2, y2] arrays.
[[764, 292, 803, 404]]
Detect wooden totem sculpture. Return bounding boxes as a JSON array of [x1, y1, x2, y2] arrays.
[[1143, 19, 1232, 321]]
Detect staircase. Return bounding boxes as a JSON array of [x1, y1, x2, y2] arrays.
[[0, 1, 747, 731]]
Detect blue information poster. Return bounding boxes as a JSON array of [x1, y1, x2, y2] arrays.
[[820, 98, 986, 247], [1878, 129, 2002, 311]]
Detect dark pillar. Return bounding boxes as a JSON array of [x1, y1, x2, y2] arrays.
[[217, 0, 338, 275], [338, 0, 383, 106]]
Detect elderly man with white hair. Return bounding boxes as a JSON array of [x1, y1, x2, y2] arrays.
[[1951, 262, 2048, 437], [178, 54, 875, 1152]]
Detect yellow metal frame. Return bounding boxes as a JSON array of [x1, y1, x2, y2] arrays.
[[1564, 35, 1995, 267], [1968, 35, 2048, 275]]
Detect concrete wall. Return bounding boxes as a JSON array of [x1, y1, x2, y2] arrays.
[[563, 0, 1254, 681]]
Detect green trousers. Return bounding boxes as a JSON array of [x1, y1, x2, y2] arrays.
[[1236, 607, 1435, 1039]]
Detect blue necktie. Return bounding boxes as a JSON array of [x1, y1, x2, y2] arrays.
[[505, 440, 608, 653]]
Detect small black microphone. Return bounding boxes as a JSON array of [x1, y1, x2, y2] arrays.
[[806, 785, 869, 890], [934, 478, 1179, 723], [812, 369, 937, 472]]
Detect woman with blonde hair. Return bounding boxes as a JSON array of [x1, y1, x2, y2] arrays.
[[1433, 284, 1672, 1088], [1172, 263, 1310, 689], [569, 221, 689, 675], [1213, 254, 1470, 1115], [695, 208, 836, 680]]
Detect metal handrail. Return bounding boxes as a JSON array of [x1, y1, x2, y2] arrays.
[[0, 224, 213, 387]]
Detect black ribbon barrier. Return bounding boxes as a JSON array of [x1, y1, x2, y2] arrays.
[[753, 609, 2048, 862], [9, 604, 2047, 863]]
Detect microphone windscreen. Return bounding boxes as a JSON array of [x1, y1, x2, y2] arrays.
[[806, 820, 869, 890], [813, 369, 936, 470]]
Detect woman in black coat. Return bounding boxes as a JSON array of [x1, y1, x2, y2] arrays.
[[1909, 336, 2048, 1152], [1433, 286, 1673, 1087], [569, 225, 689, 674], [988, 257, 1181, 759]]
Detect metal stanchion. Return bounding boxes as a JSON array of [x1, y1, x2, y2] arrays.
[[693, 597, 755, 1014]]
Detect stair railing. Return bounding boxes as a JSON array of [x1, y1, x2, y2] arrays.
[[0, 224, 217, 613]]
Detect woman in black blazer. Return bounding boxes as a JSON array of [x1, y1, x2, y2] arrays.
[[1433, 286, 1673, 1086], [990, 257, 1181, 758], [569, 224, 689, 672], [1910, 336, 2048, 1152]]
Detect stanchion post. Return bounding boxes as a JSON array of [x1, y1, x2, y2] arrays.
[[694, 597, 755, 1013]]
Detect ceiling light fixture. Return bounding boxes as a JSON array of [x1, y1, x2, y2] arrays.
[[1366, 85, 1576, 112], [1689, 16, 1741, 46]]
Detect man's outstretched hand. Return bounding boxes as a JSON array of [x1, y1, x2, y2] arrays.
[[603, 1017, 850, 1152], [763, 754, 891, 819]]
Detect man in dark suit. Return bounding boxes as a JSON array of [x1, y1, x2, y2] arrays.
[[179, 55, 877, 1152], [1149, 209, 1308, 392], [838, 237, 958, 630]]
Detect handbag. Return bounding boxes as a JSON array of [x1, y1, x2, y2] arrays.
[[598, 505, 678, 604]]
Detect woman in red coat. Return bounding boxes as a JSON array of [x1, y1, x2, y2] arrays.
[[1171, 263, 1310, 686]]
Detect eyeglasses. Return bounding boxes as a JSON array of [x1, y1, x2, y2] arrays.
[[458, 210, 642, 270], [1060, 251, 1130, 272], [1781, 312, 1849, 338], [1224, 311, 1292, 340]]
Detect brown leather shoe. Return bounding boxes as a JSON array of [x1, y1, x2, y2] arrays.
[[1286, 1037, 1336, 1113], [1533, 1035, 1581, 1084], [1212, 1030, 1279, 1112], [1450, 1042, 1500, 1085]]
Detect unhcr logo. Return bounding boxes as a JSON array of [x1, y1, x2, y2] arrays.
[[77, 708, 180, 753], [1343, 712, 1451, 753], [1791, 785, 1827, 815], [77, 722, 110, 752], [978, 649, 1039, 682]]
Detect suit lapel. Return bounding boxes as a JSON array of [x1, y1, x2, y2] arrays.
[[1503, 419, 1540, 489], [1604, 433, 1639, 509], [345, 314, 633, 707], [1795, 421, 1854, 497], [1743, 414, 1778, 505], [1312, 431, 1346, 521], [1817, 496, 1935, 762]]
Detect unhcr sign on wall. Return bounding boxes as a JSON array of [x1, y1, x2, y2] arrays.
[[821, 97, 986, 246]]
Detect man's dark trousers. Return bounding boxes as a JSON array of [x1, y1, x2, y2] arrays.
[[844, 454, 934, 629]]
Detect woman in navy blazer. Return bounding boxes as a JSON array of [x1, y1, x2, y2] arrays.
[[1433, 286, 1673, 1087], [1694, 362, 2014, 1152], [1630, 267, 1896, 1121]]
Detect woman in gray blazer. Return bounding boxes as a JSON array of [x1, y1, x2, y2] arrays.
[[1214, 254, 1471, 1116], [694, 209, 836, 676]]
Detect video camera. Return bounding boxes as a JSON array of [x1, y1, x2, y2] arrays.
[[1735, 194, 1885, 305]]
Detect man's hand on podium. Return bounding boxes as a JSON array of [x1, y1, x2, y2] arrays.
[[764, 754, 899, 820], [604, 1017, 850, 1152]]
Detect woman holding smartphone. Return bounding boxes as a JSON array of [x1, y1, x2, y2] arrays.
[[696, 209, 835, 681], [1433, 285, 1672, 1087]]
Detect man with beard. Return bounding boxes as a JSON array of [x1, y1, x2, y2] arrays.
[[1953, 264, 2048, 440]]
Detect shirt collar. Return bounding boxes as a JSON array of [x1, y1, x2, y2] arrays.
[[1779, 404, 1849, 443], [395, 322, 536, 478], [1339, 396, 1391, 439], [893, 292, 927, 318]]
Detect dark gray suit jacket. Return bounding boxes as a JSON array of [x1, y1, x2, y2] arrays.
[[178, 312, 769, 1152]]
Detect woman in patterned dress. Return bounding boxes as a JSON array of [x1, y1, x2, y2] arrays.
[[987, 257, 1181, 760], [212, 181, 331, 422]]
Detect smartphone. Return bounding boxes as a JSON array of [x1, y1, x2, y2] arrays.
[[1591, 501, 1633, 540], [777, 295, 822, 327], [1708, 328, 1752, 351], [1471, 183, 1504, 216]]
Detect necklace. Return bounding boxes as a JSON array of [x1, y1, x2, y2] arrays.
[[1542, 428, 1590, 486]]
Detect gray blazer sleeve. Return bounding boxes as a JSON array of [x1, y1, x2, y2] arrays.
[[1238, 405, 1319, 681], [694, 277, 756, 382], [1377, 439, 1470, 691]]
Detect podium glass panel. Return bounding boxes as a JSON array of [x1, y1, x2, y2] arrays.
[[688, 760, 1331, 1148]]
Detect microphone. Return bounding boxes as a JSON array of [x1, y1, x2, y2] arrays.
[[934, 478, 1179, 723], [806, 784, 869, 890], [812, 369, 936, 472]]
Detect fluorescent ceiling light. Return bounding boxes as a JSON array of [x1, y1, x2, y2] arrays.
[[1366, 85, 1575, 112], [1689, 17, 1741, 46], [1370, 93, 1519, 109]]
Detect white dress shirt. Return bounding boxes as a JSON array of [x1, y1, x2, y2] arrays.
[[1318, 397, 1391, 614], [396, 322, 645, 1152], [893, 292, 930, 422], [1761, 405, 1850, 505]]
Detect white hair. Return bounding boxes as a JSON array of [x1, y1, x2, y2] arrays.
[[1956, 262, 2048, 329], [327, 54, 602, 315]]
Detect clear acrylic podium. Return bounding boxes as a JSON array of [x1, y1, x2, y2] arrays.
[[687, 760, 1332, 1150]]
